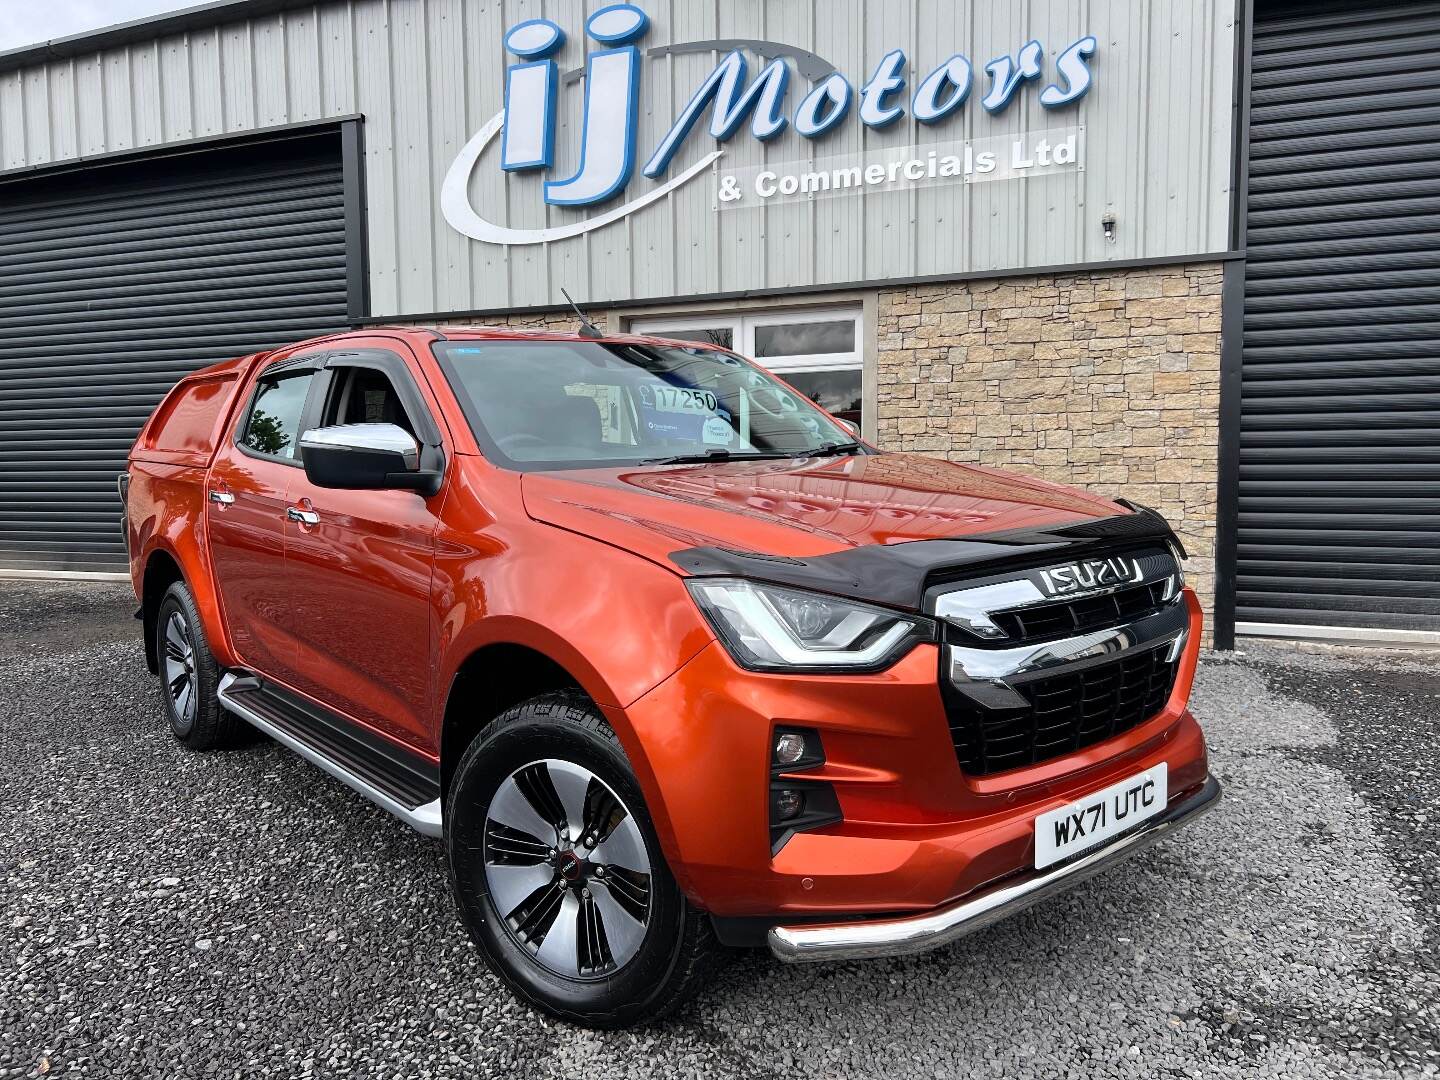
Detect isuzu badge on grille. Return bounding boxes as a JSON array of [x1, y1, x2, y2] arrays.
[[1038, 556, 1142, 597]]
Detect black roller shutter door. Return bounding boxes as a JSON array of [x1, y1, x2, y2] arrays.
[[1240, 0, 1440, 635], [0, 131, 350, 574]]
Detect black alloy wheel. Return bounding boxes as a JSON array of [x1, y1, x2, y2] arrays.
[[447, 692, 720, 1027]]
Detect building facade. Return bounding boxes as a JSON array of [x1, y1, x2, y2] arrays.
[[0, 0, 1433, 649]]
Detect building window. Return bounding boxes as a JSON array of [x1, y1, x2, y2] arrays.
[[630, 307, 863, 429]]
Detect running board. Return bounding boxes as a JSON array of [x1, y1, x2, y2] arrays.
[[217, 672, 443, 837]]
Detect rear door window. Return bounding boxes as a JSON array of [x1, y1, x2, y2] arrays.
[[239, 368, 316, 462]]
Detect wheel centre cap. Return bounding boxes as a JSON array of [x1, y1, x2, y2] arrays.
[[556, 849, 583, 882]]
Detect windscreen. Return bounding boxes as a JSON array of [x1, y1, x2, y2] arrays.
[[432, 340, 857, 471]]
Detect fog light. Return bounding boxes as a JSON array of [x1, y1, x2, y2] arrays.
[[773, 788, 804, 820], [767, 778, 843, 854], [774, 732, 807, 766]]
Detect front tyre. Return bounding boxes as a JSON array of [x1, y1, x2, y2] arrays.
[[447, 692, 720, 1028]]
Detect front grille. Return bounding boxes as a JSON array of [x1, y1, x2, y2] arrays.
[[944, 642, 1180, 776], [990, 578, 1172, 642]]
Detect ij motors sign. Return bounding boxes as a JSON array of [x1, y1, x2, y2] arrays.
[[441, 4, 1096, 246]]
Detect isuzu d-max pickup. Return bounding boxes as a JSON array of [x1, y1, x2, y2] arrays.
[[121, 326, 1219, 1027]]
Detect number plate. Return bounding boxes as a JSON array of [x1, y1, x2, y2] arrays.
[[1033, 763, 1168, 869]]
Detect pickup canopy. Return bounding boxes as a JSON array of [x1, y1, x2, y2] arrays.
[[131, 354, 261, 468]]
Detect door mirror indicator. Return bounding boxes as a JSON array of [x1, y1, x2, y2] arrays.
[[299, 423, 442, 495]]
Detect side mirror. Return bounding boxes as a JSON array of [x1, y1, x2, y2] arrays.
[[299, 423, 442, 496], [835, 418, 861, 439]]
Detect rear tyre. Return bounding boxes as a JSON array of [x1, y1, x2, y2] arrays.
[[155, 581, 238, 750], [447, 691, 721, 1028]]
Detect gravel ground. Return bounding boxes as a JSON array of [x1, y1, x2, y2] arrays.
[[1, 579, 1437, 1079]]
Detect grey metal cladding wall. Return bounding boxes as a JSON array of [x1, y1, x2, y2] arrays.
[[0, 134, 348, 573], [1240, 0, 1440, 633], [395, 0, 1236, 314], [0, 0, 1235, 318]]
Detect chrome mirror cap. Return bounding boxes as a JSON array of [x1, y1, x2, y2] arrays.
[[300, 423, 420, 471]]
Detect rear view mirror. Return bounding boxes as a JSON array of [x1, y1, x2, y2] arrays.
[[299, 423, 441, 496], [835, 418, 861, 438]]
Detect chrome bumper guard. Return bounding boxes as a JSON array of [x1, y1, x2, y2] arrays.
[[768, 774, 1221, 963]]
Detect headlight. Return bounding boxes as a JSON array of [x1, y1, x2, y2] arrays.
[[686, 578, 933, 672]]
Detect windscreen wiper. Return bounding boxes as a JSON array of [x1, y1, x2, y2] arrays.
[[798, 440, 865, 458], [638, 448, 792, 466]]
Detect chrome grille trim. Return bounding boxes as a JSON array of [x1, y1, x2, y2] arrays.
[[945, 602, 1187, 710], [929, 546, 1189, 771], [930, 548, 1179, 642]]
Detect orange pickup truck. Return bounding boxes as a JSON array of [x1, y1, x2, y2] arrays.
[[121, 325, 1218, 1027]]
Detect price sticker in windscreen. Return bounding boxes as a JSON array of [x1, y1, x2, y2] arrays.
[[640, 385, 719, 415]]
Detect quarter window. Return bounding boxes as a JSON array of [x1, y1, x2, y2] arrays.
[[239, 369, 314, 460]]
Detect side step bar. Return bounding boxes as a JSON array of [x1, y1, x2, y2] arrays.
[[217, 672, 443, 837]]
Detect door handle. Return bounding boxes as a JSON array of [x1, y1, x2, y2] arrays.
[[208, 490, 235, 505], [286, 506, 320, 525]]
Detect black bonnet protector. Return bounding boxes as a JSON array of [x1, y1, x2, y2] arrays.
[[668, 503, 1184, 613]]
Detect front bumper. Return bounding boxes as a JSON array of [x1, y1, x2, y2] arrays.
[[608, 590, 1208, 917], [768, 773, 1221, 962]]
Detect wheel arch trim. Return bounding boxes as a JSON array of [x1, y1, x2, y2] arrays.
[[133, 508, 238, 671], [139, 541, 236, 674], [436, 631, 696, 898]]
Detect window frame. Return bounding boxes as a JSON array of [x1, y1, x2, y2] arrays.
[[630, 307, 863, 373], [623, 314, 740, 351], [739, 307, 863, 375]]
